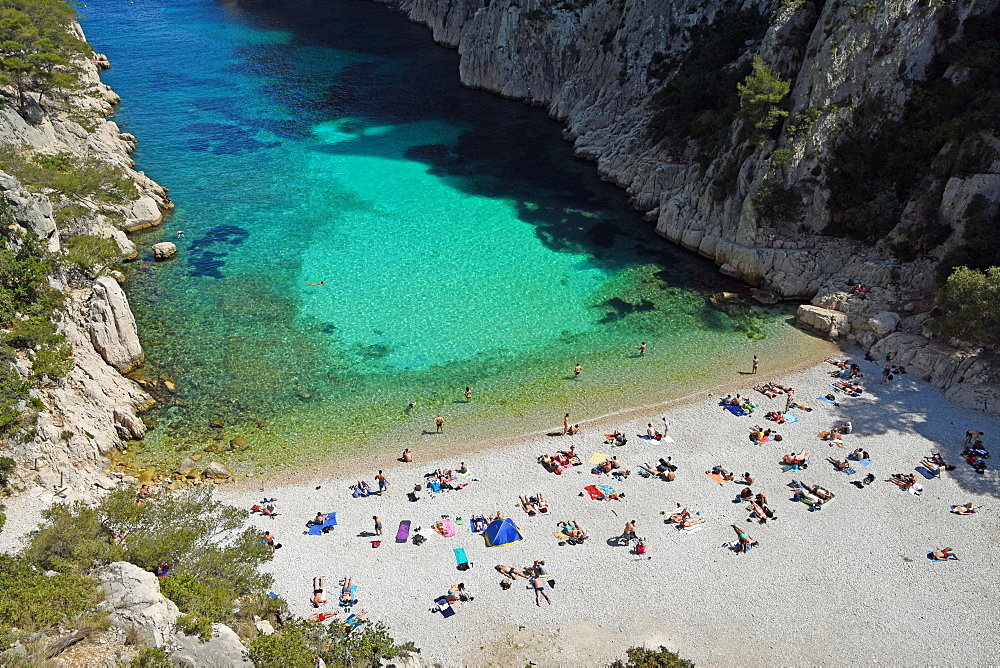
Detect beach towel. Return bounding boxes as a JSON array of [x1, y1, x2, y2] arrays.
[[725, 405, 748, 416], [909, 484, 924, 496], [589, 452, 609, 465], [454, 547, 470, 569], [434, 597, 456, 618], [708, 473, 729, 485], [816, 396, 838, 405], [790, 402, 813, 411], [926, 550, 958, 561], [782, 413, 800, 423], [441, 518, 456, 537], [661, 435, 675, 443], [598, 483, 615, 496], [584, 484, 604, 500], [860, 458, 871, 466], [395, 520, 411, 543], [756, 437, 771, 444], [676, 524, 704, 534], [307, 512, 338, 536], [916, 466, 938, 480], [842, 468, 857, 475]]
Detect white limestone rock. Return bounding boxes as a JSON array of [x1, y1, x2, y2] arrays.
[[98, 561, 179, 648], [795, 305, 850, 339], [88, 276, 145, 373], [171, 623, 251, 668], [152, 241, 177, 259]]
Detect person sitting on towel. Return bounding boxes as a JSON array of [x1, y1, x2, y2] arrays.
[[835, 421, 853, 434], [646, 423, 663, 440], [471, 515, 487, 531], [640, 463, 672, 481], [712, 466, 735, 481], [310, 512, 329, 526]]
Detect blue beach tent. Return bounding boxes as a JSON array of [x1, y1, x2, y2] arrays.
[[483, 518, 522, 547]]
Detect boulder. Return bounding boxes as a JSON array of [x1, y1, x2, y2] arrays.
[[202, 462, 232, 479], [152, 242, 177, 260], [230, 436, 248, 451], [111, 230, 139, 261], [171, 623, 251, 668], [795, 305, 850, 339], [127, 196, 163, 231], [255, 619, 275, 635], [750, 288, 780, 305], [97, 562, 179, 648], [175, 458, 197, 475], [88, 276, 145, 373], [867, 311, 901, 338], [0, 170, 59, 251]]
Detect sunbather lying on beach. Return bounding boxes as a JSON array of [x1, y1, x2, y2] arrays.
[[730, 524, 758, 553], [747, 500, 776, 524], [711, 466, 735, 481], [495, 564, 527, 580], [339, 577, 356, 604], [674, 516, 706, 529], [920, 457, 943, 477], [519, 495, 539, 515], [668, 504, 692, 523], [639, 463, 674, 481], [951, 502, 982, 515], [927, 453, 956, 470], [827, 457, 851, 471], [889, 473, 917, 490], [848, 447, 869, 461], [531, 576, 552, 606], [471, 515, 488, 531], [780, 450, 810, 468], [562, 520, 587, 540], [446, 583, 468, 603], [929, 547, 959, 561], [311, 578, 327, 608]]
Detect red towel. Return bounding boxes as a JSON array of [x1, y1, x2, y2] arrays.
[[584, 484, 603, 500]]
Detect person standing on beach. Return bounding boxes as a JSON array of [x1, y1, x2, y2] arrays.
[[435, 415, 444, 433], [661, 416, 671, 436], [638, 342, 646, 357], [563, 413, 571, 436], [464, 387, 473, 402], [785, 390, 794, 413], [574, 363, 582, 379], [751, 355, 759, 375], [373, 516, 382, 536], [375, 470, 388, 495], [964, 429, 983, 445]]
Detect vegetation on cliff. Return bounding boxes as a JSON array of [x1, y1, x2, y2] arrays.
[[0, 0, 92, 115]]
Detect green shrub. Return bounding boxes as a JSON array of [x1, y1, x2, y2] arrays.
[[737, 54, 791, 145], [125, 647, 173, 668], [0, 366, 32, 437], [31, 342, 74, 378], [249, 622, 315, 668], [0, 554, 100, 635], [0, 456, 15, 487], [611, 645, 695, 667], [771, 148, 793, 166], [930, 266, 1000, 347], [61, 234, 122, 272], [27, 487, 273, 629], [752, 181, 800, 226], [0, 145, 138, 205]]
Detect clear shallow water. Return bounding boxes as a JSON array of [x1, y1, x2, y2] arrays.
[[81, 0, 828, 473]]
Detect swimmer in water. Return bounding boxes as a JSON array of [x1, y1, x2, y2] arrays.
[[306, 281, 325, 286]]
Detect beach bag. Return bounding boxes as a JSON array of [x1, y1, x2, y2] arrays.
[[636, 540, 648, 555]]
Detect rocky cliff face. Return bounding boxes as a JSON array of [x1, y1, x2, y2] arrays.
[[1, 25, 167, 498], [384, 0, 1000, 410]]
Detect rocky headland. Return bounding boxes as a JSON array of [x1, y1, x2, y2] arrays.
[[380, 0, 1000, 412], [0, 22, 170, 501]]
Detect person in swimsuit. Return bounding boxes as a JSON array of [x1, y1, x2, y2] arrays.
[[495, 565, 527, 580], [339, 577, 354, 603], [637, 342, 646, 356], [373, 516, 382, 535], [531, 576, 552, 605], [465, 387, 472, 402], [311, 578, 327, 607], [435, 415, 444, 433], [563, 413, 571, 435], [401, 448, 413, 462], [951, 502, 981, 515], [730, 524, 758, 553], [574, 363, 582, 378], [263, 531, 276, 554], [930, 547, 959, 560], [305, 281, 325, 286], [376, 470, 388, 495]]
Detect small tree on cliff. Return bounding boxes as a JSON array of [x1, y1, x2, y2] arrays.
[[737, 54, 790, 145], [931, 265, 1000, 348], [0, 0, 92, 116]]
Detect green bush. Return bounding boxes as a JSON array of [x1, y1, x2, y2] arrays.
[[31, 342, 74, 378], [752, 181, 800, 226], [737, 54, 790, 145], [251, 618, 419, 668], [0, 511, 6, 533], [61, 234, 122, 272], [27, 487, 273, 630], [0, 554, 100, 636], [930, 266, 1000, 347], [0, 145, 138, 206], [0, 456, 15, 487], [249, 621, 315, 668], [611, 645, 695, 667], [0, 365, 32, 437], [125, 647, 173, 668]]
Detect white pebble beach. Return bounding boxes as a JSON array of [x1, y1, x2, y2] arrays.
[[217, 349, 1000, 666]]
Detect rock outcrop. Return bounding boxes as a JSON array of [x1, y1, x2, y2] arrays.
[[170, 624, 252, 668], [97, 562, 179, 648], [152, 241, 177, 259], [87, 276, 145, 373], [0, 24, 168, 495]]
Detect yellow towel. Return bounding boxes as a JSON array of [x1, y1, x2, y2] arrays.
[[589, 452, 609, 465]]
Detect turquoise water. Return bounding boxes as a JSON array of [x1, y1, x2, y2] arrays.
[[81, 0, 828, 473]]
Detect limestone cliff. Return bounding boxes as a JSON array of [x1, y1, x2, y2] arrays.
[[0, 24, 166, 498], [382, 0, 1000, 410]]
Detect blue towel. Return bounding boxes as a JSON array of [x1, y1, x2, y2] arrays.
[[782, 412, 800, 423], [816, 396, 838, 404], [339, 584, 358, 606], [916, 466, 938, 480], [307, 512, 338, 535], [843, 468, 857, 475], [454, 547, 469, 565], [860, 458, 871, 466], [724, 405, 747, 416]]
